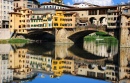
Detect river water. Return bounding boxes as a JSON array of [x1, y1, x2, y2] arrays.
[[0, 39, 130, 83]]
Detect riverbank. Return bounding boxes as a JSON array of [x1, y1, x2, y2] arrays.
[[0, 38, 30, 44]]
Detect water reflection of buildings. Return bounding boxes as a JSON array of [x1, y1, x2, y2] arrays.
[[51, 59, 74, 78], [28, 54, 52, 71], [0, 44, 13, 83], [8, 48, 33, 80], [0, 43, 129, 83], [84, 41, 118, 57], [76, 62, 119, 82], [0, 54, 13, 83]]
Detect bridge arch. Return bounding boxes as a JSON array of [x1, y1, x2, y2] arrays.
[[89, 17, 97, 24], [99, 17, 107, 26], [68, 30, 115, 44], [24, 30, 55, 42], [67, 27, 118, 44]]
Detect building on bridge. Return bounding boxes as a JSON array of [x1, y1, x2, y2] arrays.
[[8, 4, 130, 47], [56, 6, 118, 27], [40, 2, 75, 9], [73, 2, 99, 8], [13, 0, 40, 9], [30, 14, 45, 29], [9, 7, 33, 34], [53, 11, 78, 28]]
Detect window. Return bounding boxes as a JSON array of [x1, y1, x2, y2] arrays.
[[10, 25, 12, 28], [89, 10, 97, 15], [124, 9, 128, 13], [10, 20, 12, 22], [114, 17, 116, 20], [4, 11, 6, 14], [23, 11, 25, 13], [19, 25, 21, 28], [16, 3, 18, 7], [49, 24, 51, 27], [4, 6, 6, 9], [54, 23, 58, 26], [23, 25, 25, 28], [32, 16, 35, 18], [55, 18, 57, 21]]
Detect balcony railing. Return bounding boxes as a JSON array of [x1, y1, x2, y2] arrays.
[[75, 24, 107, 31], [122, 12, 130, 16]]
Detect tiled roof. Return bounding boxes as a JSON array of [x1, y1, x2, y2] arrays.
[[73, 2, 99, 7], [56, 6, 118, 11], [73, 3, 81, 5], [41, 2, 75, 8], [29, 8, 55, 11], [64, 12, 76, 15]]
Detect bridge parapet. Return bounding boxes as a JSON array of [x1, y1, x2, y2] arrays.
[[75, 25, 106, 32]]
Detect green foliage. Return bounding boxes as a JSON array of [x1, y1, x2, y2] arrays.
[[8, 39, 29, 43], [0, 39, 30, 44], [95, 32, 110, 36], [0, 40, 8, 44], [84, 32, 118, 43]]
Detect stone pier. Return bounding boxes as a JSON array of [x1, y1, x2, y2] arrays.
[[120, 27, 130, 47]]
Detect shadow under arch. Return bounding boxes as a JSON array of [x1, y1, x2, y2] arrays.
[[23, 30, 55, 42], [68, 30, 98, 45], [20, 43, 55, 56], [68, 44, 106, 60], [68, 30, 117, 45], [99, 17, 107, 25], [89, 17, 97, 24]]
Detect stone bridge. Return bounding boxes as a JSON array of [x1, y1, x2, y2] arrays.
[[15, 24, 129, 47], [55, 25, 117, 44]]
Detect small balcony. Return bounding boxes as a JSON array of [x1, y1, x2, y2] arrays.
[[108, 10, 119, 13]]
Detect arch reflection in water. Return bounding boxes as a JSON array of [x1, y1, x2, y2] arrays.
[[83, 40, 118, 58], [0, 43, 130, 83]]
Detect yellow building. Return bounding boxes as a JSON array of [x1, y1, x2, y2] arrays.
[[8, 48, 32, 79], [9, 7, 32, 34], [53, 11, 77, 28], [51, 59, 74, 78], [53, 11, 65, 28]]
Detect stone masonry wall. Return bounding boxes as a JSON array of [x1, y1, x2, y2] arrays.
[[0, 29, 11, 39]]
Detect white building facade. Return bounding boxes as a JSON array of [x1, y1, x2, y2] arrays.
[[0, 0, 14, 28], [0, 54, 13, 83], [13, 0, 39, 9], [73, 2, 99, 8], [40, 2, 75, 9]]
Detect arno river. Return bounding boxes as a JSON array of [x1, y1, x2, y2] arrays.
[[0, 38, 130, 83]]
